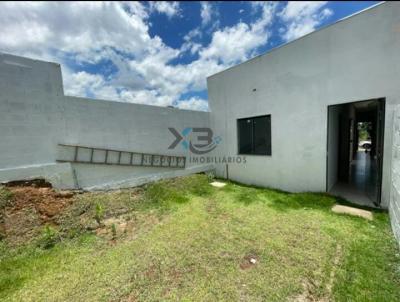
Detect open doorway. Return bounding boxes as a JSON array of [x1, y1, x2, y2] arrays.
[[326, 98, 385, 207]]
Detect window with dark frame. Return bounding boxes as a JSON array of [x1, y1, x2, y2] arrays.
[[238, 115, 271, 155]]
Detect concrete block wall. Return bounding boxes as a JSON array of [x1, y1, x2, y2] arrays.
[[59, 96, 211, 188], [390, 106, 400, 243], [0, 53, 212, 189], [0, 54, 64, 169]]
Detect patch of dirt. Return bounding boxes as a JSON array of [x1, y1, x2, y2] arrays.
[[7, 187, 74, 222], [96, 217, 129, 238], [292, 244, 343, 302], [325, 244, 342, 298], [144, 263, 160, 280], [119, 293, 138, 302], [0, 180, 164, 247], [0, 182, 76, 245], [205, 199, 231, 221], [94, 213, 162, 243], [292, 279, 318, 302], [239, 252, 259, 270]]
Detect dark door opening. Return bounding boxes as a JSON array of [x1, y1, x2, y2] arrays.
[[326, 98, 385, 207]]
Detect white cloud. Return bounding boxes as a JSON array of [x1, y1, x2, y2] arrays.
[[278, 1, 333, 42], [119, 89, 174, 107], [0, 1, 327, 111], [181, 28, 203, 55], [184, 28, 202, 42], [200, 2, 221, 32], [176, 97, 209, 112], [200, 22, 264, 64], [200, 2, 212, 25], [200, 2, 277, 64], [149, 2, 181, 18], [63, 70, 104, 97], [0, 2, 185, 107], [0, 2, 153, 63], [63, 69, 121, 101]]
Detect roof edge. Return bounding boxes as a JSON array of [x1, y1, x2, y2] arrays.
[[207, 1, 385, 80]]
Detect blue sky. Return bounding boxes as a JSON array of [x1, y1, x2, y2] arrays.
[[0, 1, 380, 111]]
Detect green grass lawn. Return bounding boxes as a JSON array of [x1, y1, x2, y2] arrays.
[[0, 175, 399, 301]]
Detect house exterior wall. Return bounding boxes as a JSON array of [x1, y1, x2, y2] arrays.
[[207, 2, 400, 209], [0, 53, 211, 189], [390, 106, 400, 243]]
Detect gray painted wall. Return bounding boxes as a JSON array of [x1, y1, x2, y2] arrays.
[[0, 54, 64, 169], [0, 53, 211, 189], [59, 95, 210, 188], [208, 2, 400, 209], [390, 106, 400, 244]]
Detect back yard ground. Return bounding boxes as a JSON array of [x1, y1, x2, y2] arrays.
[[0, 174, 399, 301]]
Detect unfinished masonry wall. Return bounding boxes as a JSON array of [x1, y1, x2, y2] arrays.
[[0, 53, 212, 189], [390, 106, 400, 243]]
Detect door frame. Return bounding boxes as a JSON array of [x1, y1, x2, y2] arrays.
[[326, 98, 386, 205], [375, 98, 386, 206]]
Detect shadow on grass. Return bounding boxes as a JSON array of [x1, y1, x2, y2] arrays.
[[221, 180, 387, 215], [220, 180, 291, 206], [222, 179, 290, 195], [268, 192, 336, 212], [220, 180, 333, 211], [140, 174, 213, 212]]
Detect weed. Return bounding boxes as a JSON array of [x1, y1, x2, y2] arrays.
[[0, 186, 13, 209], [111, 224, 117, 240], [37, 226, 60, 249], [94, 203, 104, 224], [206, 171, 215, 182]]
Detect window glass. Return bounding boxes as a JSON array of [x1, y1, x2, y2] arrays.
[[238, 118, 253, 154], [238, 115, 271, 155]]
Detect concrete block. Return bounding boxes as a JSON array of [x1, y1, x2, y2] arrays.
[[332, 205, 373, 220], [210, 181, 226, 188]]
